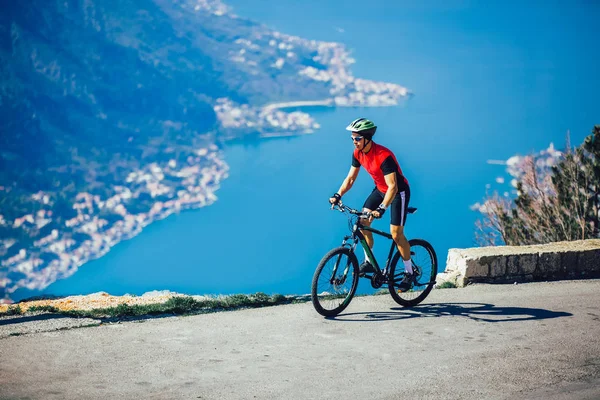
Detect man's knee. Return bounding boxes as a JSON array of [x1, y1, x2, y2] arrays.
[[361, 208, 373, 227], [392, 232, 406, 244], [391, 226, 406, 243]]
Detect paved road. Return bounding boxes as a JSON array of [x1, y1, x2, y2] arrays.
[[1, 280, 600, 400]]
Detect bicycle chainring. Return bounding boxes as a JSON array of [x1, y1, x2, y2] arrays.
[[370, 272, 386, 289]]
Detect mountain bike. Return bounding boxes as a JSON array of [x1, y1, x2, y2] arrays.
[[311, 203, 438, 317]]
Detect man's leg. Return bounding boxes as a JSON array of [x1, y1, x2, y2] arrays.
[[361, 210, 374, 250], [361, 188, 383, 258], [358, 215, 375, 274], [391, 225, 414, 291], [391, 225, 411, 262], [389, 189, 413, 277], [359, 188, 382, 274]]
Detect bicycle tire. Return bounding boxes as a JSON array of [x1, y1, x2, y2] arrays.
[[388, 239, 438, 307], [311, 246, 359, 317]]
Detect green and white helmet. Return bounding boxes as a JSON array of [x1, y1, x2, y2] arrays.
[[346, 118, 377, 138]]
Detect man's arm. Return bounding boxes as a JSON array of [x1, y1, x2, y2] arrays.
[[371, 172, 397, 218], [374, 155, 400, 214], [380, 172, 398, 207], [337, 166, 360, 197]]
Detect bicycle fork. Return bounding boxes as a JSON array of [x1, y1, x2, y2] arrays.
[[329, 236, 359, 285], [329, 254, 351, 286]]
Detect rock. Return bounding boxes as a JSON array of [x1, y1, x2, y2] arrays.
[[436, 239, 600, 288]]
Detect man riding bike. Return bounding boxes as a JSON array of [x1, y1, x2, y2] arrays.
[[328, 118, 414, 292]]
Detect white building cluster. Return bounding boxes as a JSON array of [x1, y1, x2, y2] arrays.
[[191, 0, 230, 16], [0, 146, 229, 300], [214, 98, 319, 135], [219, 24, 410, 136]]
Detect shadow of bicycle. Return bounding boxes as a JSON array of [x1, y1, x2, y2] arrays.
[[331, 302, 573, 322]]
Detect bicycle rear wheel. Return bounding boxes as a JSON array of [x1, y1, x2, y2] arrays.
[[311, 246, 359, 317], [388, 239, 437, 307]]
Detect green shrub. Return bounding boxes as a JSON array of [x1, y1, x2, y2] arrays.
[[27, 305, 60, 313], [437, 281, 457, 289], [5, 306, 23, 316], [163, 296, 200, 313], [2, 293, 304, 319], [270, 294, 288, 304]]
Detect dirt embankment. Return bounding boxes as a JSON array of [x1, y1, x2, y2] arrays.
[[0, 291, 202, 313]]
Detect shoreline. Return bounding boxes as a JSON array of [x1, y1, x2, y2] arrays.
[[261, 99, 334, 114], [4, 199, 222, 304], [2, 153, 230, 304]]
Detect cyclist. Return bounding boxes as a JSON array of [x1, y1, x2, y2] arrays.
[[329, 117, 414, 292]]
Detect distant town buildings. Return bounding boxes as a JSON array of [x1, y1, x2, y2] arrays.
[[0, 145, 229, 300]]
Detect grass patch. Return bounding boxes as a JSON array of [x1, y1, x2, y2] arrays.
[[27, 305, 60, 313], [4, 306, 23, 316], [437, 281, 457, 289], [54, 292, 301, 319], [0, 292, 312, 320], [0, 305, 60, 317]]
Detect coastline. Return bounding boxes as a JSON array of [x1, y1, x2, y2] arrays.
[[261, 99, 335, 114], [1, 151, 230, 303]]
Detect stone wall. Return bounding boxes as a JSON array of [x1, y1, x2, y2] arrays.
[[436, 239, 600, 287]]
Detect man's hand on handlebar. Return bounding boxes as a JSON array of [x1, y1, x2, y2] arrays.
[[329, 192, 342, 207], [371, 206, 385, 219]]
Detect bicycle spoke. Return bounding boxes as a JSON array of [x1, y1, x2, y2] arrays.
[[388, 239, 438, 307], [316, 256, 353, 305], [311, 247, 359, 317]]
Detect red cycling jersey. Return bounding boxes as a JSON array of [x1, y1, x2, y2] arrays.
[[352, 143, 409, 193]]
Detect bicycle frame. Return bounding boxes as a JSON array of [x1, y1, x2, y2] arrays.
[[343, 217, 398, 277], [313, 204, 436, 316]]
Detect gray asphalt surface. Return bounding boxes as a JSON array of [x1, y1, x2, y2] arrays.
[[1, 280, 600, 400]]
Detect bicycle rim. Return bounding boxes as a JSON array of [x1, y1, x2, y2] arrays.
[[311, 247, 359, 317], [388, 239, 438, 307]]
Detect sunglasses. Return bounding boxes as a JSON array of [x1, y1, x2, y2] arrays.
[[351, 136, 364, 142]]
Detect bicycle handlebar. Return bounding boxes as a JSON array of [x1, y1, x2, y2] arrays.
[[330, 202, 373, 218]]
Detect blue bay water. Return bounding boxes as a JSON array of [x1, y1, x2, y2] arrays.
[[12, 0, 600, 301]]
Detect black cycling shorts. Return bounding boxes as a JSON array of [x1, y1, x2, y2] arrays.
[[363, 186, 411, 226]]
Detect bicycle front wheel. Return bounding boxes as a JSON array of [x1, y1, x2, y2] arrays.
[[311, 246, 359, 317], [388, 239, 438, 307]]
